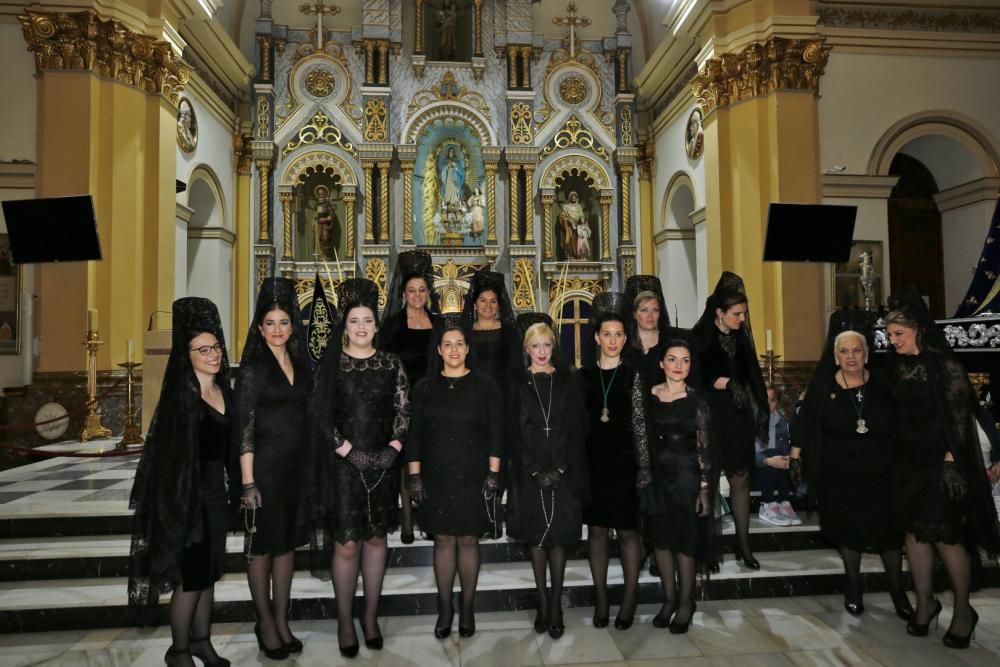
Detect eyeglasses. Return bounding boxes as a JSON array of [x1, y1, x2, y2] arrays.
[[190, 343, 223, 356]]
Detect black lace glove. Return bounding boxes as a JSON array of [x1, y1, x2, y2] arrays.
[[535, 469, 562, 491], [789, 458, 802, 488], [696, 487, 711, 518], [729, 381, 748, 409], [482, 471, 500, 500], [375, 447, 399, 469], [941, 461, 967, 501], [407, 473, 427, 506], [635, 467, 652, 490], [241, 483, 263, 510]]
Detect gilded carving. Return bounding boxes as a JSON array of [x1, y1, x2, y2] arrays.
[[620, 105, 633, 146], [363, 98, 388, 142], [512, 258, 537, 310], [282, 109, 357, 158], [541, 116, 609, 161], [406, 71, 492, 121], [232, 133, 253, 175], [511, 103, 533, 145], [364, 258, 388, 309], [691, 36, 831, 116], [816, 6, 1000, 33], [256, 256, 271, 289], [559, 76, 587, 105], [18, 9, 191, 106], [256, 96, 270, 140], [305, 67, 336, 97], [623, 256, 634, 280], [549, 277, 604, 299]]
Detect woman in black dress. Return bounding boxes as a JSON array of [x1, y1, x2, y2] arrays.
[[578, 292, 650, 630], [790, 311, 912, 620], [381, 250, 437, 544], [644, 338, 713, 634], [885, 287, 1000, 648], [507, 316, 589, 640], [624, 274, 672, 389], [128, 298, 235, 667], [462, 269, 516, 388], [406, 319, 504, 639], [314, 278, 410, 657], [235, 278, 312, 659], [694, 272, 768, 569]]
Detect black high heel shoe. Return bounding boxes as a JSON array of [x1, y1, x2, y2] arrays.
[[164, 647, 192, 666], [592, 613, 609, 628], [434, 609, 454, 639], [843, 600, 865, 617], [189, 636, 231, 666], [363, 622, 384, 650], [614, 615, 634, 630], [282, 635, 303, 654], [906, 598, 942, 637], [943, 608, 979, 649], [669, 602, 697, 635], [735, 547, 760, 570], [891, 594, 915, 622], [548, 609, 565, 639], [534, 608, 548, 633], [254, 624, 290, 661], [652, 601, 677, 629]]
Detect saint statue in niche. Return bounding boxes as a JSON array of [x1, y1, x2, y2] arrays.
[[439, 145, 465, 209], [424, 0, 472, 61], [437, 0, 458, 61], [466, 187, 485, 239], [313, 184, 340, 259], [557, 191, 592, 260]]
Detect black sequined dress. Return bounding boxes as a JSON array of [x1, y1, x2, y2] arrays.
[[642, 390, 711, 555], [407, 372, 504, 535], [578, 362, 649, 529], [326, 351, 410, 543]]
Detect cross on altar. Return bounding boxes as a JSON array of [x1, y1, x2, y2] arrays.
[[299, 0, 340, 49], [552, 2, 591, 59]]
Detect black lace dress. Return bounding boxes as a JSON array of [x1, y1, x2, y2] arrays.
[[326, 351, 410, 543], [180, 398, 232, 591], [578, 362, 649, 529], [407, 372, 504, 535], [800, 373, 900, 552], [699, 331, 757, 474], [642, 390, 711, 555], [507, 370, 589, 547], [236, 353, 311, 555]]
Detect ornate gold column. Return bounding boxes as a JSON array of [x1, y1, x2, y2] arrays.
[[378, 42, 389, 84], [363, 161, 375, 242], [599, 193, 612, 260], [541, 192, 556, 259], [258, 35, 272, 83], [401, 161, 414, 243], [485, 161, 498, 243], [473, 0, 484, 57], [279, 190, 293, 259], [414, 0, 424, 54], [378, 160, 391, 241], [509, 163, 522, 243], [520, 46, 532, 88], [616, 48, 629, 92], [343, 190, 357, 258], [523, 164, 535, 244], [365, 41, 376, 85], [507, 46, 518, 88], [637, 142, 656, 272], [619, 164, 633, 243], [256, 158, 272, 243]]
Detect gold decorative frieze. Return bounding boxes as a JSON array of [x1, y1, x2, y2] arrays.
[[18, 9, 191, 106], [816, 5, 1000, 33], [549, 276, 604, 299], [541, 116, 609, 161], [691, 36, 831, 116], [512, 258, 537, 310], [364, 258, 388, 309], [256, 96, 270, 139], [282, 109, 357, 158], [406, 70, 491, 120], [510, 103, 533, 145], [363, 98, 388, 142], [620, 105, 633, 146]]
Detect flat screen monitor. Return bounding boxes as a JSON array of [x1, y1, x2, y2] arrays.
[[762, 203, 857, 263], [1, 195, 103, 263]]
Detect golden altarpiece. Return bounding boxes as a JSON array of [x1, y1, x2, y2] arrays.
[[244, 0, 639, 365]]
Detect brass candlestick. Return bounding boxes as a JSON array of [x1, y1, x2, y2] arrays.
[[80, 330, 112, 442], [116, 361, 144, 449], [760, 349, 781, 384]]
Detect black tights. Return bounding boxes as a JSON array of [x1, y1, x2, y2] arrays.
[[331, 537, 388, 647], [529, 545, 567, 626], [905, 533, 974, 635], [399, 470, 414, 539], [727, 471, 754, 559], [838, 546, 910, 612], [588, 526, 641, 621], [168, 584, 221, 665], [433, 535, 481, 627], [246, 551, 296, 649], [653, 548, 696, 625]]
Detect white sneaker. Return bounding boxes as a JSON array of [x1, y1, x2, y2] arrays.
[[758, 502, 791, 527], [779, 501, 803, 526]]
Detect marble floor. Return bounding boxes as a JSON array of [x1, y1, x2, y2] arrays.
[[1, 591, 999, 666]]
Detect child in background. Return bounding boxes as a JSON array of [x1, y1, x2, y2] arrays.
[[755, 383, 802, 526]]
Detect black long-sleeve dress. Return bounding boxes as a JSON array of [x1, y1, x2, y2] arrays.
[[642, 389, 711, 555], [383, 311, 436, 385], [236, 353, 311, 556], [578, 361, 649, 530], [407, 372, 504, 535], [699, 330, 759, 474], [469, 327, 513, 390], [507, 370, 589, 547], [625, 342, 666, 391], [793, 371, 900, 552], [325, 351, 410, 543]]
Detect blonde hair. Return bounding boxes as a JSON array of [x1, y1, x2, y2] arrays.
[[632, 290, 659, 313], [885, 310, 918, 331], [833, 330, 869, 361], [523, 322, 556, 351]]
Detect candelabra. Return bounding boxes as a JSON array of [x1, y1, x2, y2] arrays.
[[116, 361, 144, 449], [760, 348, 781, 384], [80, 329, 112, 442]]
